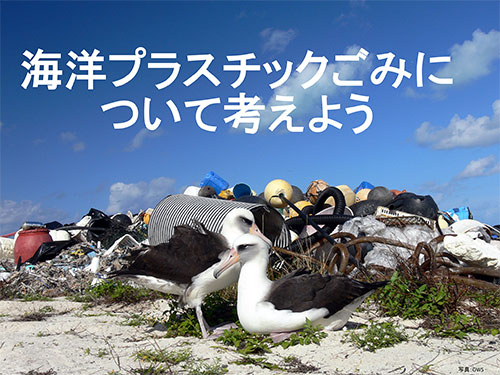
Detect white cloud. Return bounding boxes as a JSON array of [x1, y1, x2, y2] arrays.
[[72, 142, 86, 152], [435, 29, 500, 86], [60, 132, 77, 142], [456, 155, 500, 179], [418, 180, 453, 202], [126, 128, 162, 152], [415, 99, 500, 149], [403, 87, 426, 99], [60, 131, 86, 152], [260, 45, 373, 127], [106, 177, 176, 214], [260, 28, 297, 53], [0, 200, 67, 234], [419, 155, 500, 223]]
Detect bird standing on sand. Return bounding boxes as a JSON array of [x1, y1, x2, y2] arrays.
[[214, 233, 386, 336], [111, 208, 270, 338]]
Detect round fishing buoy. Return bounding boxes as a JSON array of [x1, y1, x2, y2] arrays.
[[355, 188, 371, 202], [112, 213, 132, 227], [335, 185, 356, 207], [264, 179, 293, 208], [183, 186, 201, 196], [305, 179, 329, 204], [198, 185, 218, 198], [14, 228, 52, 264], [290, 185, 305, 203], [390, 189, 407, 196], [287, 200, 313, 218], [368, 186, 393, 205], [437, 215, 449, 229]]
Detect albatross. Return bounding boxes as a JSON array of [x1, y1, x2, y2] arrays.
[[110, 208, 270, 338], [214, 233, 386, 335]]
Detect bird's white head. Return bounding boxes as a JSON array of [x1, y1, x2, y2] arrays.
[[213, 233, 271, 279], [221, 208, 272, 246]]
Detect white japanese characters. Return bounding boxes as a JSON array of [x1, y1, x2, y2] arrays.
[[21, 48, 453, 134]]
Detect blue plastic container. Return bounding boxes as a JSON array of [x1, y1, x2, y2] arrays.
[[354, 181, 375, 193], [200, 171, 229, 195], [233, 183, 252, 198], [444, 206, 472, 222]]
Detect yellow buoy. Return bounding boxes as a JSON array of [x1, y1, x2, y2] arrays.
[[287, 200, 313, 218], [438, 215, 449, 229], [264, 179, 293, 208], [336, 185, 356, 207], [355, 188, 371, 202], [324, 185, 355, 207]]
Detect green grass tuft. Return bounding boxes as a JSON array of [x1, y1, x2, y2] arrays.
[[348, 321, 408, 352], [68, 280, 171, 305]]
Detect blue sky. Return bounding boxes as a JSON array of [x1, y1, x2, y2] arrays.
[[1, 0, 499, 234]]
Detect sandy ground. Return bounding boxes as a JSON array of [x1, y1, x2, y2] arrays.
[[0, 298, 499, 375]]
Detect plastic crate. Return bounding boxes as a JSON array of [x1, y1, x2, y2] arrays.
[[200, 171, 229, 194]]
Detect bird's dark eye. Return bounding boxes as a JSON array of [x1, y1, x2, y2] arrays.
[[241, 217, 252, 226], [237, 244, 250, 251]]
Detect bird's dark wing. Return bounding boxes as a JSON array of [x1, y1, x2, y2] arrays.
[[111, 224, 229, 284], [270, 267, 311, 286], [267, 273, 386, 317]]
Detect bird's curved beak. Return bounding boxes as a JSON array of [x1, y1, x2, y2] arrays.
[[213, 247, 239, 279], [250, 223, 272, 247]]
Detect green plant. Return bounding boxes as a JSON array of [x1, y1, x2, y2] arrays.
[[348, 321, 408, 352], [162, 302, 202, 338], [134, 347, 192, 365], [432, 313, 489, 339], [154, 289, 238, 338], [377, 271, 454, 319], [22, 294, 54, 302], [131, 364, 169, 375], [232, 356, 283, 371], [201, 291, 238, 327], [70, 280, 171, 305], [419, 364, 434, 373], [183, 358, 228, 375], [471, 290, 500, 309], [39, 306, 54, 313], [132, 347, 227, 375], [97, 348, 109, 358], [217, 319, 328, 357], [121, 313, 153, 327], [280, 319, 327, 348], [132, 347, 191, 375], [216, 324, 273, 354]]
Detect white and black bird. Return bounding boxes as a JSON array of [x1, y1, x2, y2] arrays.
[[110, 208, 270, 338], [214, 233, 386, 336]]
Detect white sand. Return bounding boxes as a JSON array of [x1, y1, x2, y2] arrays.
[[1, 298, 498, 375]]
